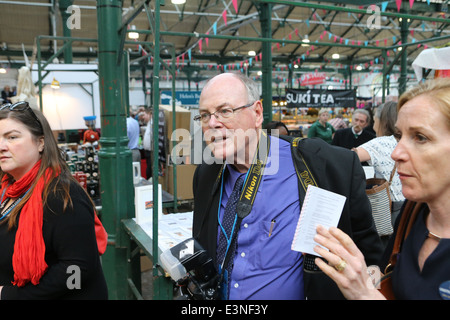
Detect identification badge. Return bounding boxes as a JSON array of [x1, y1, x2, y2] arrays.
[[439, 280, 450, 300], [218, 266, 229, 300]]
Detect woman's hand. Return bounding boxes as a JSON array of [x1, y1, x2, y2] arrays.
[[313, 225, 385, 300]]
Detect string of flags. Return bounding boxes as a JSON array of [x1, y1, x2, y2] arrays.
[[135, 0, 441, 82]]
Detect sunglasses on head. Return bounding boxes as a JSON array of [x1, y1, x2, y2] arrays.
[[0, 101, 44, 132]]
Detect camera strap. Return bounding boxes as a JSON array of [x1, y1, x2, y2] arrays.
[[289, 137, 326, 273], [290, 137, 318, 195]]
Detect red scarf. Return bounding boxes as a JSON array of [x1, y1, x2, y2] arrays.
[[0, 160, 107, 287]]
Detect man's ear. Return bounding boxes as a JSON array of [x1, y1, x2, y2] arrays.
[[254, 100, 264, 128]]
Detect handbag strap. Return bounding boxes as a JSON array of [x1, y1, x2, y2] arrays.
[[385, 201, 423, 273], [388, 163, 397, 184]]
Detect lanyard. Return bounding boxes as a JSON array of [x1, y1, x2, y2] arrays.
[[0, 184, 30, 221], [216, 169, 247, 268]]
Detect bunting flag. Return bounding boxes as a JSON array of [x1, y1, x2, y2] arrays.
[[205, 31, 209, 47], [409, 0, 414, 9], [222, 10, 227, 25], [199, 39, 202, 52], [396, 0, 402, 11], [232, 0, 238, 14], [381, 1, 388, 12], [213, 22, 217, 35], [187, 49, 191, 62]]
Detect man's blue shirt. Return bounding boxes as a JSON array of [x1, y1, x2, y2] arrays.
[[218, 136, 304, 300]]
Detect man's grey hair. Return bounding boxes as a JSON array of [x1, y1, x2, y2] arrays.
[[205, 72, 260, 104], [353, 108, 371, 122]]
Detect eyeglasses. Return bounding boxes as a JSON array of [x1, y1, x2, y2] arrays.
[[0, 101, 43, 132], [194, 102, 255, 124]]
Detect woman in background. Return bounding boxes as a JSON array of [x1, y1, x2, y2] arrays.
[[353, 101, 405, 241], [307, 108, 335, 144]]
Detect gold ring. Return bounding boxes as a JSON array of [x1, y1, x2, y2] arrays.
[[334, 259, 347, 272]]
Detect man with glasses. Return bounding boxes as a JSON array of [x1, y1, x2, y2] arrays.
[[192, 73, 383, 300]]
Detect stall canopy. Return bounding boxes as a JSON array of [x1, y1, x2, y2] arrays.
[[412, 46, 450, 81]]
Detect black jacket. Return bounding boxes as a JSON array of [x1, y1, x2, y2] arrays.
[[0, 180, 108, 300], [193, 136, 383, 300], [332, 127, 376, 150]]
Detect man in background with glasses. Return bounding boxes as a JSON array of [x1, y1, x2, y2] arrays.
[[191, 73, 383, 300]]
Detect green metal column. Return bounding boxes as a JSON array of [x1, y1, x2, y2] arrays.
[[382, 49, 387, 103], [151, 0, 173, 300], [96, 0, 135, 300], [398, 17, 408, 96], [259, 2, 273, 125], [59, 0, 73, 64]]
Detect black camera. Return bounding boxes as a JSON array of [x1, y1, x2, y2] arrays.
[[159, 238, 219, 300]]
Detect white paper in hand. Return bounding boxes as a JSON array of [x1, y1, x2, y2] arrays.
[[291, 185, 346, 256]]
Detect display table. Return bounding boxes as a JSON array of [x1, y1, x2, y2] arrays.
[[122, 211, 193, 300]]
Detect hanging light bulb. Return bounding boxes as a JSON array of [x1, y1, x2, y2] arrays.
[[171, 0, 186, 4], [301, 35, 310, 47], [128, 25, 139, 40], [51, 77, 60, 89], [332, 53, 340, 59]]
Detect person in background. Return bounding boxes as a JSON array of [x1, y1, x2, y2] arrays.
[[328, 112, 347, 131], [264, 121, 290, 136], [363, 105, 376, 136], [1, 86, 13, 104], [332, 109, 375, 150], [192, 73, 382, 300], [139, 108, 153, 179], [353, 101, 405, 235], [314, 78, 450, 300], [0, 101, 107, 299], [307, 108, 335, 144], [126, 112, 141, 162]]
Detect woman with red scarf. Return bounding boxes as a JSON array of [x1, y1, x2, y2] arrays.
[[0, 102, 107, 299]]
